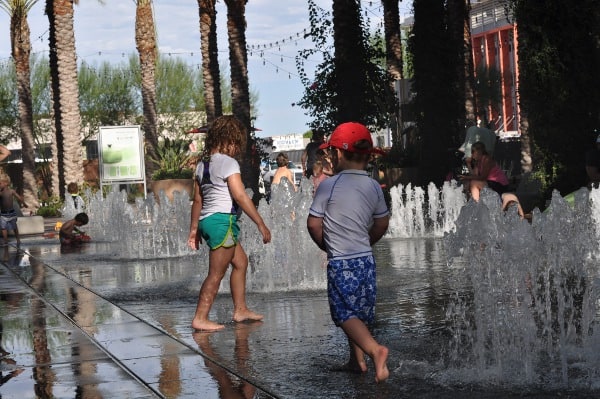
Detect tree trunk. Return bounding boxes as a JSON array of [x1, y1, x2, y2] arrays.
[[447, 0, 471, 145], [383, 0, 403, 148], [198, 0, 223, 124], [47, 0, 83, 199], [332, 0, 366, 124], [10, 4, 39, 211], [136, 0, 159, 184], [46, 0, 61, 198], [224, 0, 259, 199]]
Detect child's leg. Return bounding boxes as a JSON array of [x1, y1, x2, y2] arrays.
[[192, 246, 236, 331], [229, 243, 263, 322], [346, 337, 367, 373], [13, 227, 20, 245], [470, 181, 485, 201], [341, 318, 389, 383], [1, 228, 7, 245]]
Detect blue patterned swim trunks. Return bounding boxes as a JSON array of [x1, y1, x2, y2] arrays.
[[327, 255, 376, 326], [199, 213, 239, 250]]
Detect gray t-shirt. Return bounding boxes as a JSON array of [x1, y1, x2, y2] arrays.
[[309, 169, 389, 260]]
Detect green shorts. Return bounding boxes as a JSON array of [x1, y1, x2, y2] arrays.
[[199, 213, 239, 250]]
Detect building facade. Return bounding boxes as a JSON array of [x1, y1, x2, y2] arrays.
[[470, 0, 520, 137]]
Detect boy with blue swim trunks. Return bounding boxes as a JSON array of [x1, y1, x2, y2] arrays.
[[307, 122, 390, 383], [187, 116, 271, 332]]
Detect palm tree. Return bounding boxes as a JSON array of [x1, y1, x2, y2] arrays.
[[332, 0, 366, 124], [1, 0, 39, 211], [135, 0, 159, 184], [46, 0, 84, 199], [447, 0, 475, 124], [382, 0, 403, 148], [198, 0, 222, 124], [224, 0, 259, 197]]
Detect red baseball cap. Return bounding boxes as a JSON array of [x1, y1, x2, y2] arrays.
[[319, 122, 383, 154]]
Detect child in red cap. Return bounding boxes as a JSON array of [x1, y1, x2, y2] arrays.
[[307, 122, 390, 383]]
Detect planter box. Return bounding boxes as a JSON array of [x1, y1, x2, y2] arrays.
[[16, 216, 45, 235], [151, 178, 194, 203]]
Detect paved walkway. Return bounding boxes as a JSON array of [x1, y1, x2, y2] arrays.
[[0, 219, 276, 398], [1, 218, 598, 398]]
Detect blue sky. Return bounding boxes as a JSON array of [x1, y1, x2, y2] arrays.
[[0, 0, 412, 137]]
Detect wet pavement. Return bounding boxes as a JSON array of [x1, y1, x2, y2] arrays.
[[2, 218, 599, 398]]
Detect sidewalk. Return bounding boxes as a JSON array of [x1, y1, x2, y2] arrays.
[[0, 237, 275, 398]]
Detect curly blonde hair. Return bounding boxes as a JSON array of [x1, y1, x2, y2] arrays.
[[203, 115, 247, 158]]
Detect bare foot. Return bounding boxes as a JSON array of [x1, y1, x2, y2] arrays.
[[191, 319, 225, 332], [373, 345, 389, 383], [233, 308, 264, 323]]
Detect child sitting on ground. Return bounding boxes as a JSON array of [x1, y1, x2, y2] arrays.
[[59, 213, 90, 245]]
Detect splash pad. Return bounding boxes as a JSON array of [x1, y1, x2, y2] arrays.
[[443, 187, 600, 389], [71, 179, 600, 392]]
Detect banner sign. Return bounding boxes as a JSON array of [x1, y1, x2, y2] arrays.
[[98, 125, 145, 182]]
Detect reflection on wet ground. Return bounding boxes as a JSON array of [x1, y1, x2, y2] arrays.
[[1, 235, 599, 398]]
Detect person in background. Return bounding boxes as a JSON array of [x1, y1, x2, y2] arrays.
[[302, 130, 325, 178], [187, 115, 271, 332], [459, 118, 497, 160], [460, 141, 509, 202], [67, 182, 85, 210], [0, 175, 24, 246], [271, 152, 297, 192], [585, 132, 600, 188], [311, 160, 329, 194], [307, 122, 390, 383]]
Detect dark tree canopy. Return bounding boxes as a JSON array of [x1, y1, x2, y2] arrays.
[[511, 0, 600, 195]]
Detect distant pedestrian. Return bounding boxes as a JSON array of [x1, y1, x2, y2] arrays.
[[67, 182, 85, 210], [187, 115, 272, 332], [307, 122, 390, 383], [271, 152, 297, 191], [311, 160, 329, 194]]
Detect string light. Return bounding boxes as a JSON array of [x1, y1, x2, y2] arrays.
[[0, 2, 387, 81]]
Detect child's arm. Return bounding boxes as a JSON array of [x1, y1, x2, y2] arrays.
[[227, 173, 271, 244], [0, 146, 10, 162], [187, 179, 203, 249], [12, 190, 25, 207], [307, 215, 326, 251], [369, 216, 389, 246]]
